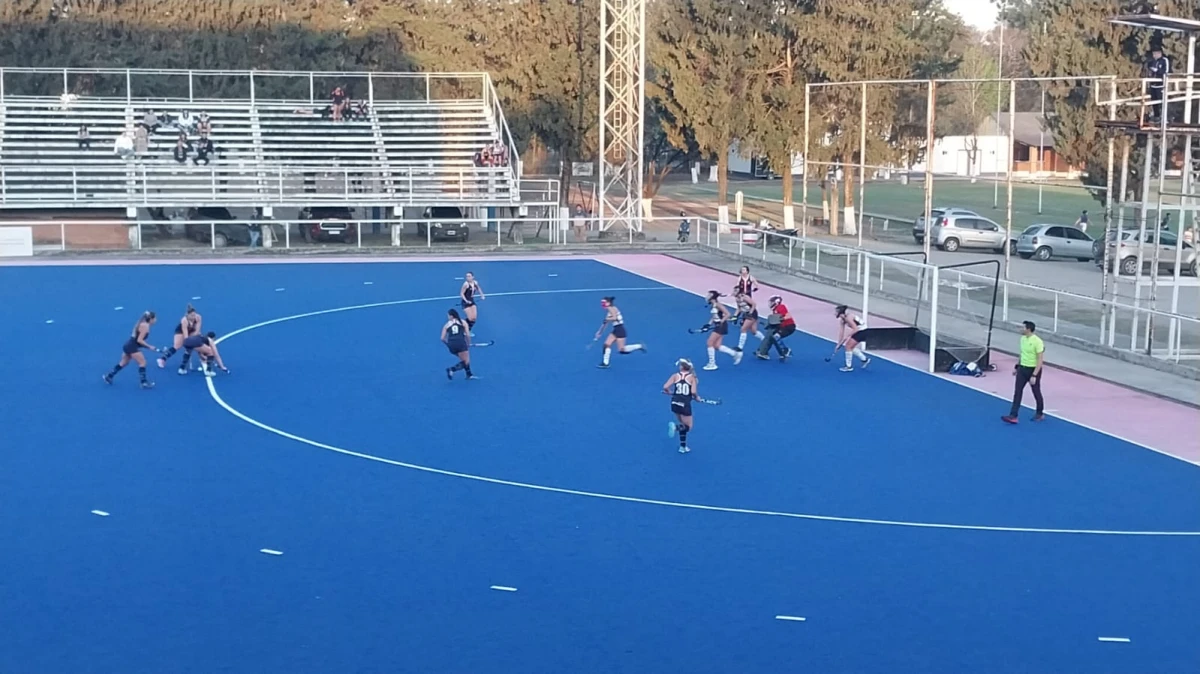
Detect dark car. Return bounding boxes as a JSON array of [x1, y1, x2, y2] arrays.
[[298, 206, 356, 243], [417, 206, 469, 242], [184, 207, 251, 247]]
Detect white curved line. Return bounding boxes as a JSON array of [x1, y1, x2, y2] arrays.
[[206, 288, 1200, 537]]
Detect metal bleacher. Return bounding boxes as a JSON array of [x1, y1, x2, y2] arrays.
[[0, 68, 549, 210]]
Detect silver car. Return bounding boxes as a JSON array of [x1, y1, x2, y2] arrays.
[[916, 210, 1007, 253], [1097, 229, 1199, 276], [1016, 224, 1095, 261], [913, 207, 977, 245]]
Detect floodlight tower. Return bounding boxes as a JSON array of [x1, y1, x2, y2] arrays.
[[1095, 10, 1199, 358], [598, 0, 646, 233]]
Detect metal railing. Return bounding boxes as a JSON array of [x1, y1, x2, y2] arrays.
[[695, 218, 1200, 364], [0, 163, 553, 208]]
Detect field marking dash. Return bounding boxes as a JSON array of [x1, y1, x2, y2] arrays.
[[1098, 637, 1130, 643], [113, 306, 124, 311], [259, 548, 284, 556], [363, 281, 374, 285], [45, 319, 54, 324], [191, 296, 202, 300], [775, 615, 806, 622], [490, 585, 518, 592], [548, 273, 559, 277], [90, 510, 110, 517], [274, 288, 285, 292], [454, 277, 464, 280]]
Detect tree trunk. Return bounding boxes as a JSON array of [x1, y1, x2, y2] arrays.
[[560, 152, 573, 208], [843, 170, 856, 236], [829, 181, 840, 236], [820, 179, 829, 223], [717, 151, 729, 207]]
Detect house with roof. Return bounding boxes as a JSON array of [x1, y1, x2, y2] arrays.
[[914, 112, 1083, 179]]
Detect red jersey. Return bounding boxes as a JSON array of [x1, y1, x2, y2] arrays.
[[774, 302, 795, 328]]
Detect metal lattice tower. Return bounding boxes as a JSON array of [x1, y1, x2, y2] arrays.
[[598, 0, 646, 232]]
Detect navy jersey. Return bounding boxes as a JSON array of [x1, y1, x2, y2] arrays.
[[446, 319, 469, 350], [461, 282, 478, 307], [123, 322, 150, 355]]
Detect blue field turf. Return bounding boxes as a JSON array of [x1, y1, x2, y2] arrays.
[[1, 258, 1198, 674]]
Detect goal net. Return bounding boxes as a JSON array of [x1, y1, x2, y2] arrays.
[[921, 260, 1001, 369]]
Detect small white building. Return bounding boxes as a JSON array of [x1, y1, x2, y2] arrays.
[[726, 141, 804, 178], [911, 113, 1082, 179]]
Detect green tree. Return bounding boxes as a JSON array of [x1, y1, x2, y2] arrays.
[[650, 0, 765, 212]]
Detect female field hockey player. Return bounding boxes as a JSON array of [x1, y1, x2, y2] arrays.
[[733, 266, 758, 297], [734, 291, 764, 351], [103, 311, 158, 388], [460, 272, 484, 334], [835, 305, 871, 372], [158, 303, 202, 371], [703, 290, 741, 370], [442, 308, 478, 380], [180, 331, 230, 377], [663, 358, 701, 454], [594, 296, 646, 369]]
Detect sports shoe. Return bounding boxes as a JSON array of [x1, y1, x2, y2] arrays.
[[1001, 415, 1018, 424], [733, 350, 743, 365], [446, 368, 454, 380], [596, 363, 610, 369], [1032, 413, 1045, 422], [703, 363, 718, 371], [156, 357, 166, 369], [678, 445, 691, 454], [840, 366, 853, 372], [140, 380, 155, 389], [102, 374, 113, 385], [177, 367, 188, 376], [862, 357, 871, 369], [467, 374, 479, 380], [755, 353, 769, 360], [668, 421, 677, 438]]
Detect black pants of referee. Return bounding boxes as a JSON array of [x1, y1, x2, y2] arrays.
[[1009, 365, 1044, 417]]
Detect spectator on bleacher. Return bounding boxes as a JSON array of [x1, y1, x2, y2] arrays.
[[134, 125, 150, 157], [178, 111, 197, 135], [198, 113, 212, 136], [331, 86, 347, 121], [77, 125, 91, 150], [173, 135, 191, 164], [114, 130, 135, 159], [59, 92, 78, 111], [140, 109, 159, 133], [194, 136, 215, 166]]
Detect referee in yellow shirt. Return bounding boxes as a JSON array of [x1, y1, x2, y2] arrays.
[[1002, 321, 1045, 424]]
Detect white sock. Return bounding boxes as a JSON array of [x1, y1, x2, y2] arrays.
[[737, 332, 748, 349], [719, 345, 737, 357], [854, 344, 868, 361], [844, 350, 853, 368], [707, 346, 716, 364], [603, 347, 611, 365], [621, 343, 643, 353]]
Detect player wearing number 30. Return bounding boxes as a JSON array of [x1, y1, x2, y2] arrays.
[[664, 359, 700, 454]]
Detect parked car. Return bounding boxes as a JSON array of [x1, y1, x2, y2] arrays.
[[918, 210, 1007, 253], [1016, 224, 1095, 261], [417, 206, 470, 242], [1096, 229, 1199, 276], [183, 207, 251, 247], [913, 207, 978, 245], [298, 206, 356, 243]]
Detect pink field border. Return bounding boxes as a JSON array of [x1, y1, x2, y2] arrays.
[[595, 254, 1200, 468], [7, 251, 1197, 466]]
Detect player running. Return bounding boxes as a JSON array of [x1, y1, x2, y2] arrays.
[[733, 266, 758, 297], [443, 308, 478, 380], [734, 290, 764, 351], [103, 311, 158, 388], [835, 305, 871, 371], [460, 272, 484, 335], [756, 296, 796, 361], [702, 290, 741, 370], [157, 303, 202, 371], [595, 296, 646, 369], [663, 358, 701, 454]]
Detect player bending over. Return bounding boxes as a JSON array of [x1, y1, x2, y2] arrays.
[[181, 331, 230, 377], [835, 305, 870, 372], [595, 296, 646, 369], [663, 358, 701, 454]]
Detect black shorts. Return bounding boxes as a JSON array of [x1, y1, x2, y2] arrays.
[[671, 398, 693, 417], [713, 321, 728, 336], [174, 325, 185, 335], [461, 300, 475, 309], [612, 324, 627, 340], [121, 340, 140, 356], [741, 311, 758, 325], [447, 340, 468, 355], [183, 334, 207, 350]]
